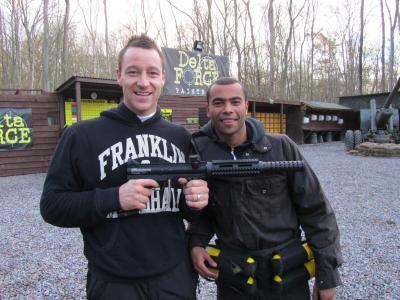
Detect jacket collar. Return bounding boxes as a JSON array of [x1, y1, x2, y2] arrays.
[[194, 117, 272, 153], [101, 102, 162, 125]]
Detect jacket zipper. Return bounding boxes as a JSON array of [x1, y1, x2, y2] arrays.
[[230, 148, 237, 160]]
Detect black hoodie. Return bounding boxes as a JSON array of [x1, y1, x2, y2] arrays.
[[41, 103, 195, 280]]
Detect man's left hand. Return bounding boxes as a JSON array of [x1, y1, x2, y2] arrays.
[[178, 178, 209, 210]]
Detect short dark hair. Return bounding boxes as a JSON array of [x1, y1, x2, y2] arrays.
[[206, 77, 248, 102], [118, 34, 164, 71]]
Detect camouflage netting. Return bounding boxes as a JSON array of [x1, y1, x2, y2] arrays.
[[350, 142, 400, 157]]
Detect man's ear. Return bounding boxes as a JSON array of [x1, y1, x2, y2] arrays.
[[245, 100, 249, 113], [116, 68, 122, 84], [206, 103, 210, 118], [162, 70, 166, 85]]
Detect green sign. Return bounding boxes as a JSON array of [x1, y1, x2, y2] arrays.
[[0, 108, 33, 150]]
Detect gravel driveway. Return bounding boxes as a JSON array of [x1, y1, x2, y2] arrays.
[[1, 141, 399, 299]]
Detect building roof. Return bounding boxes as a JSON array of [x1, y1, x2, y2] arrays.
[[251, 96, 302, 106], [55, 76, 123, 100], [302, 100, 352, 111]]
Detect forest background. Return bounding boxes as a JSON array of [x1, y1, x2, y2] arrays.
[[0, 0, 399, 101]]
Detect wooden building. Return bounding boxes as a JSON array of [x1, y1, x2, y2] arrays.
[[301, 100, 353, 143], [0, 90, 61, 176]]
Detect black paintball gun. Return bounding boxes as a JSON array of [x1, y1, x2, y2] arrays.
[[127, 156, 305, 181]]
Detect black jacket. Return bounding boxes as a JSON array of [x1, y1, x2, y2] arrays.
[[188, 118, 342, 290], [41, 103, 197, 281]]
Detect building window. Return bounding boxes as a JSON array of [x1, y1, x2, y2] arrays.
[[47, 112, 59, 126]]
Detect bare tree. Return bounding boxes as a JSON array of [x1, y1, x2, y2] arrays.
[[42, 0, 49, 90], [334, 0, 358, 95], [243, 0, 261, 95], [103, 0, 110, 76], [193, 0, 207, 49], [78, 0, 100, 75], [380, 0, 386, 91], [281, 0, 305, 98], [1, 0, 399, 97], [268, 0, 276, 98], [61, 0, 70, 81], [206, 0, 215, 53], [9, 0, 21, 88], [19, 0, 42, 88], [240, 8, 249, 86], [297, 0, 314, 100], [233, 0, 242, 81], [140, 0, 148, 34], [358, 0, 364, 94], [0, 7, 6, 86], [308, 1, 318, 99], [214, 0, 233, 56], [385, 0, 399, 89], [157, 0, 169, 48], [165, 0, 204, 49]]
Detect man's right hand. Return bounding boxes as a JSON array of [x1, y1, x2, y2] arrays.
[[191, 246, 219, 280], [119, 179, 159, 211]]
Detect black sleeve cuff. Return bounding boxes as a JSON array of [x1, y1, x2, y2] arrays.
[[316, 267, 342, 290], [188, 234, 211, 249], [94, 187, 121, 217]]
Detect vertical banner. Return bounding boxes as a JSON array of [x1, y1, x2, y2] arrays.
[[0, 108, 33, 150], [162, 48, 230, 96]]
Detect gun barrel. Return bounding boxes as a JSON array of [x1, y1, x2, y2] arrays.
[[382, 77, 400, 109], [206, 159, 304, 177]]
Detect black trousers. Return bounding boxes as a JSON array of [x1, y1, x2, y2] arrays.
[[217, 280, 310, 300], [86, 259, 197, 300]]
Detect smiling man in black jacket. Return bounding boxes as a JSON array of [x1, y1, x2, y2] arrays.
[[188, 77, 342, 300], [40, 34, 209, 300]]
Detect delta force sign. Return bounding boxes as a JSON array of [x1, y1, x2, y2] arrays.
[[162, 48, 230, 97]]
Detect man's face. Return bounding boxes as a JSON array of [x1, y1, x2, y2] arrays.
[[207, 83, 248, 143], [116, 47, 165, 116]]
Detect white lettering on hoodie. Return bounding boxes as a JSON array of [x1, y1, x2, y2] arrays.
[[98, 134, 186, 181]]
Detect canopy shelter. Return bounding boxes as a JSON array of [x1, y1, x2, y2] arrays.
[[55, 76, 122, 123]]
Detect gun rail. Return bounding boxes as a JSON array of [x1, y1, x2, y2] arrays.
[[127, 159, 304, 180]]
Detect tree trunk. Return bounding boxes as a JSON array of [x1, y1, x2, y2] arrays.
[[380, 0, 386, 91], [140, 0, 148, 34], [281, 0, 293, 98], [103, 0, 110, 76], [243, 0, 261, 95], [309, 3, 316, 99], [61, 0, 70, 81], [268, 0, 275, 98], [158, 0, 169, 47], [214, 0, 231, 56], [10, 0, 21, 88], [385, 0, 399, 90], [233, 0, 242, 81], [206, 0, 215, 54], [0, 7, 5, 86], [280, 0, 305, 98], [358, 0, 364, 94], [42, 0, 49, 91]]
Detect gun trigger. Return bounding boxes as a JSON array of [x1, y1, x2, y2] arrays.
[[189, 155, 200, 169]]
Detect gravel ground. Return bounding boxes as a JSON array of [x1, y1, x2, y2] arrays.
[[0, 141, 399, 299]]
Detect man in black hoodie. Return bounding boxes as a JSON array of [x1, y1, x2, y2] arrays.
[[188, 77, 342, 300], [40, 34, 209, 299]]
